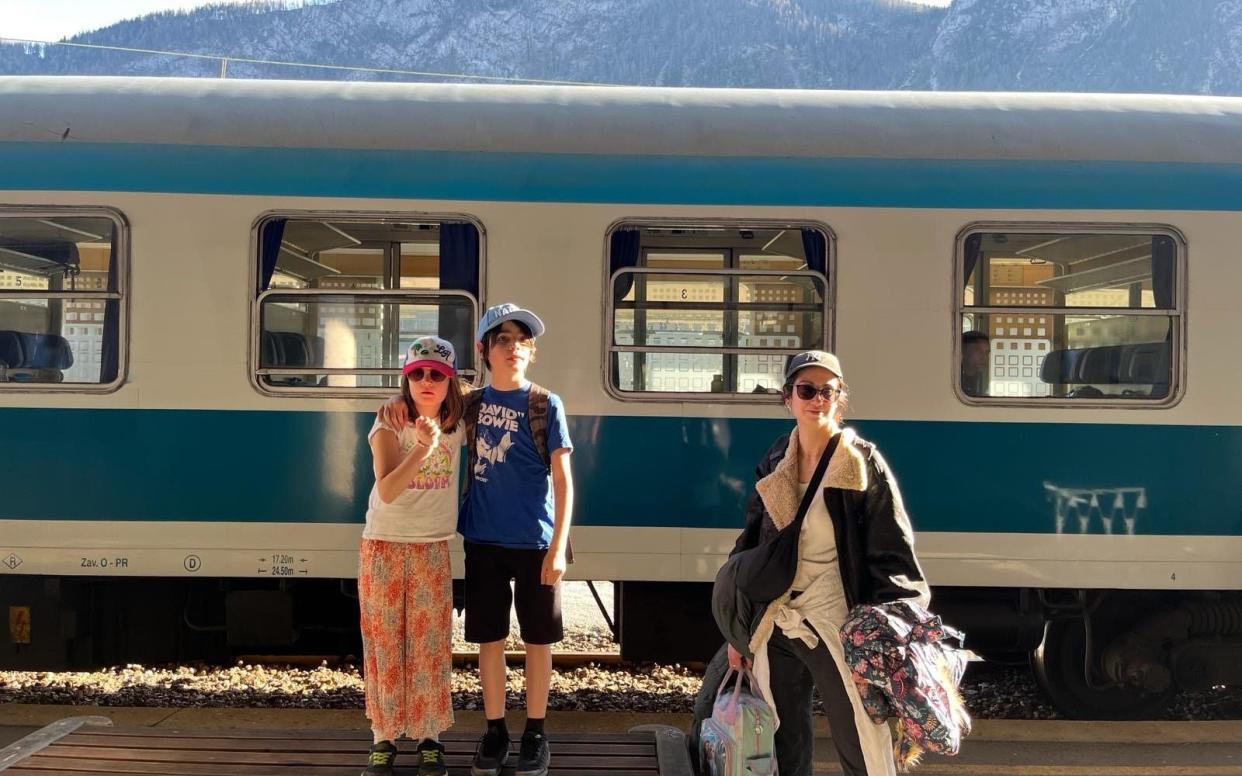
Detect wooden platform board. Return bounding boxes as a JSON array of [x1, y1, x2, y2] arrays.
[[2, 724, 682, 776]]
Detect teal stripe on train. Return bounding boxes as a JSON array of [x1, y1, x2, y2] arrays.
[[4, 142, 1242, 209], [0, 408, 1239, 536]]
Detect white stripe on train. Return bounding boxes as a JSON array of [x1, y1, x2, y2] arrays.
[[1, 521, 1238, 590]]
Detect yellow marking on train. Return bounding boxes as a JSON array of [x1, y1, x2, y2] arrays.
[[8, 605, 30, 644]]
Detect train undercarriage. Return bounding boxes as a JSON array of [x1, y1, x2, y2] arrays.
[[2, 577, 1240, 720]]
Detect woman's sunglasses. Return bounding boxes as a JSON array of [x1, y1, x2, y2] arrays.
[[792, 383, 842, 401], [407, 368, 448, 383]]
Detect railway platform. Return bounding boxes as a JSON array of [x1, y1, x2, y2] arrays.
[[2, 707, 1242, 775], [0, 715, 690, 776]]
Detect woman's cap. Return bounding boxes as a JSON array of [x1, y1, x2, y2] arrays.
[[475, 302, 546, 342], [784, 350, 844, 382], [403, 335, 456, 377]]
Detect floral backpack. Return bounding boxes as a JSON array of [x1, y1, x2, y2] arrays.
[[840, 600, 972, 771]]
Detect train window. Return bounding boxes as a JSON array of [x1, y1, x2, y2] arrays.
[[605, 222, 832, 400], [253, 215, 482, 395], [0, 210, 126, 390], [957, 225, 1183, 405]]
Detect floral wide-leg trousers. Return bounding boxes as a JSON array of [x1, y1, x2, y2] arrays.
[[358, 539, 454, 742]]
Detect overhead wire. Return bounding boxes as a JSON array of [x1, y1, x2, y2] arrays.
[[0, 36, 625, 87]]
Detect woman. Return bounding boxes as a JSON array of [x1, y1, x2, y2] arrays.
[[726, 350, 930, 776], [359, 336, 466, 776]]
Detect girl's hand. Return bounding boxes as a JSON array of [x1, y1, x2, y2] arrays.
[[727, 643, 748, 670], [414, 415, 441, 450]]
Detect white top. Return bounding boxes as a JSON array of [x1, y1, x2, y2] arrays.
[[792, 482, 843, 592], [363, 418, 463, 543]]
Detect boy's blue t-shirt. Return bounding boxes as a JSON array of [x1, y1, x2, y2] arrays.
[[458, 383, 572, 549]]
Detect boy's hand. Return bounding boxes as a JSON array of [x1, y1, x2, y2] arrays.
[[540, 548, 567, 587], [378, 396, 409, 429]]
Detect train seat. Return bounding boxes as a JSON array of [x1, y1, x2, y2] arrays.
[[0, 330, 24, 377], [260, 330, 282, 369], [1040, 341, 1171, 398], [272, 331, 313, 369], [1124, 341, 1171, 398], [0, 330, 73, 382], [260, 330, 316, 386]]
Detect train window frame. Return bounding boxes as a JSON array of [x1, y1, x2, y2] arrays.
[[952, 221, 1186, 409], [0, 205, 129, 394], [602, 218, 835, 404], [248, 210, 486, 398]]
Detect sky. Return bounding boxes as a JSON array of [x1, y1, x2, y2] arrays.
[[1, 0, 954, 45], [0, 0, 272, 43]]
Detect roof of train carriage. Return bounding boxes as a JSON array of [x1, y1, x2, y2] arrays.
[[3, 76, 1242, 163]]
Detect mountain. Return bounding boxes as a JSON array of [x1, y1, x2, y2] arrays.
[[914, 0, 1242, 95], [2, 0, 1240, 95]]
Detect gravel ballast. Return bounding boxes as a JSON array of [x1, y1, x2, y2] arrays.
[[2, 651, 1239, 720], [1, 584, 1238, 720]]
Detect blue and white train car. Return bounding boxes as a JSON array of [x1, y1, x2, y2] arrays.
[[2, 77, 1240, 717]]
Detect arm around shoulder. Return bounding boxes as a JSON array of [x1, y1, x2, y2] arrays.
[[377, 394, 409, 431]]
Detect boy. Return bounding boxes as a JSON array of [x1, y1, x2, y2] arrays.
[[381, 303, 573, 776]]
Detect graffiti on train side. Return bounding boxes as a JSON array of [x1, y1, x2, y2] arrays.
[[1044, 483, 1148, 535]]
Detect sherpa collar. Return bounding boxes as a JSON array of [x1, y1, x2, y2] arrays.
[[746, 427, 869, 656], [753, 426, 868, 532]]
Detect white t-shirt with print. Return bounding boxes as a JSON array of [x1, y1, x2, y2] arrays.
[[363, 418, 462, 543]]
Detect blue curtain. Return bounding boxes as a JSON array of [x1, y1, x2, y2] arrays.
[[800, 229, 827, 275], [439, 223, 481, 363], [963, 233, 982, 291], [610, 229, 641, 302], [439, 223, 479, 299], [258, 218, 287, 292], [1150, 235, 1176, 398], [99, 228, 119, 383], [1151, 235, 1175, 310]]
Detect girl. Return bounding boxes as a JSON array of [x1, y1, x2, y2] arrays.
[[359, 336, 466, 776]]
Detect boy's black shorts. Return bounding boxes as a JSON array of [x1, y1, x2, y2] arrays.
[[463, 541, 563, 645]]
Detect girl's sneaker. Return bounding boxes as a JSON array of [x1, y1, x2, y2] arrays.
[[417, 739, 448, 776], [363, 740, 398, 775]]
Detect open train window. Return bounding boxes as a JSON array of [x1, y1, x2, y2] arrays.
[[252, 213, 483, 396], [0, 208, 127, 392], [604, 220, 832, 401], [956, 224, 1184, 406]]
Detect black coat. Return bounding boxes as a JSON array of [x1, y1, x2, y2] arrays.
[[728, 430, 929, 631]]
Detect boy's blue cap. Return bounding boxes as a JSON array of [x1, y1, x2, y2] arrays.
[[475, 302, 546, 342]]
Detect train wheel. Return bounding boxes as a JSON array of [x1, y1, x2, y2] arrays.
[[1032, 618, 1175, 719]]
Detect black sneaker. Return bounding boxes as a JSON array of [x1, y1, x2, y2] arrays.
[[363, 740, 398, 776], [516, 730, 550, 776], [416, 739, 448, 776], [471, 728, 510, 776]]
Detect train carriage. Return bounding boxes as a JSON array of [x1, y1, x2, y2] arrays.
[[1, 76, 1241, 718]]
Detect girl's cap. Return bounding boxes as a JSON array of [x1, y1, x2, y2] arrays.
[[403, 336, 456, 377]]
